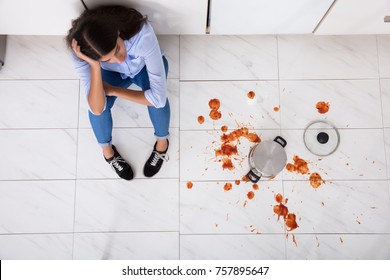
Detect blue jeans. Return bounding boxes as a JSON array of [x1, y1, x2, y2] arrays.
[[89, 56, 170, 146]]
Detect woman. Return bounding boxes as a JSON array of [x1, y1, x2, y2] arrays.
[[66, 5, 170, 180]]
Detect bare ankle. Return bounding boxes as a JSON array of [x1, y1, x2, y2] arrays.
[[102, 145, 114, 159], [156, 139, 168, 153]]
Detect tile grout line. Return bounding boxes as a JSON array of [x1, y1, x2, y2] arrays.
[[376, 35, 390, 180], [178, 34, 181, 260], [71, 78, 81, 260]]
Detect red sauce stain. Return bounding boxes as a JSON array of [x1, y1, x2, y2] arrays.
[[224, 182, 232, 191], [221, 158, 234, 170], [197, 116, 205, 124], [252, 184, 259, 190], [275, 193, 283, 203], [186, 182, 193, 189], [221, 125, 228, 132], [273, 193, 299, 232], [316, 101, 330, 114], [310, 172, 325, 188], [247, 91, 256, 99], [235, 180, 241, 185], [209, 109, 222, 120], [247, 191, 255, 200], [286, 155, 310, 175], [292, 234, 298, 247], [215, 127, 260, 170], [285, 213, 298, 231], [242, 175, 250, 183], [209, 98, 220, 110], [273, 106, 280, 112], [215, 143, 238, 157]]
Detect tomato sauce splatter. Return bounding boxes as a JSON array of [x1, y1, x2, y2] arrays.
[[224, 183, 232, 191], [197, 116, 205, 124], [209, 99, 220, 110], [209, 109, 222, 120], [221, 158, 234, 170], [242, 175, 250, 183], [221, 125, 228, 132], [286, 155, 310, 175], [186, 182, 193, 189], [247, 91, 256, 99], [273, 193, 299, 232], [208, 99, 222, 120], [310, 172, 325, 188], [215, 127, 261, 170], [247, 191, 255, 200], [316, 101, 330, 114]]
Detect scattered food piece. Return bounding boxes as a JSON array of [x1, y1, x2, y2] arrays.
[[221, 125, 228, 132], [273, 106, 280, 112], [286, 155, 310, 174], [309, 172, 325, 188], [285, 213, 298, 231], [186, 182, 193, 189], [242, 175, 250, 183], [235, 180, 241, 185], [252, 183, 259, 190], [340, 237, 344, 243], [316, 101, 330, 114], [221, 158, 234, 170], [197, 116, 205, 124], [209, 109, 222, 120], [273, 193, 299, 232], [209, 98, 220, 110], [247, 191, 255, 200], [247, 91, 256, 99], [224, 182, 233, 191]]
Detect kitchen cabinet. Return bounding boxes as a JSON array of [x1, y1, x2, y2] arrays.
[[83, 0, 208, 34], [0, 0, 208, 35], [315, 0, 390, 34], [0, 0, 83, 35], [209, 0, 335, 34]]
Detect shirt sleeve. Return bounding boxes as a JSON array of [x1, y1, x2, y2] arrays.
[[139, 24, 167, 108], [70, 52, 106, 114]]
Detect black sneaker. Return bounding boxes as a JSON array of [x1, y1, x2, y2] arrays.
[[105, 145, 134, 180], [143, 140, 169, 177]]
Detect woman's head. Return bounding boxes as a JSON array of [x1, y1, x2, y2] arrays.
[[66, 5, 147, 62]]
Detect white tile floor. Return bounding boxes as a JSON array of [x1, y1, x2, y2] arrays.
[[0, 34, 389, 260]]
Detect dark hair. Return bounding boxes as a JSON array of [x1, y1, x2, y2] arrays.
[[66, 5, 147, 60]]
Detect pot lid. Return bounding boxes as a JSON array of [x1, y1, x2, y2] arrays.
[[303, 120, 340, 156], [251, 137, 287, 176]]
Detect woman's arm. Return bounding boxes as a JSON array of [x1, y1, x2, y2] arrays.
[[103, 82, 153, 106], [72, 39, 106, 115]]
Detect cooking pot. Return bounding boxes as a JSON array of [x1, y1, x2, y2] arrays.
[[246, 136, 287, 183]]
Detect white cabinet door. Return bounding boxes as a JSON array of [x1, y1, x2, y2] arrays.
[[315, 0, 390, 34], [209, 0, 335, 34], [0, 0, 84, 35], [0, 0, 208, 35], [84, 0, 208, 34]]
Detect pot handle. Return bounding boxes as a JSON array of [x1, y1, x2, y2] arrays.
[[274, 136, 287, 148], [246, 169, 262, 183]]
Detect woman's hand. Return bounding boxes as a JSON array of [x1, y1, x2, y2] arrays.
[[71, 39, 99, 66], [103, 82, 117, 97]]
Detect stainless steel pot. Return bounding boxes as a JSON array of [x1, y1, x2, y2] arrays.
[[246, 136, 287, 183]]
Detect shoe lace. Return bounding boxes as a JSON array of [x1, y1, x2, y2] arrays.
[[110, 157, 126, 172], [150, 152, 169, 167]]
